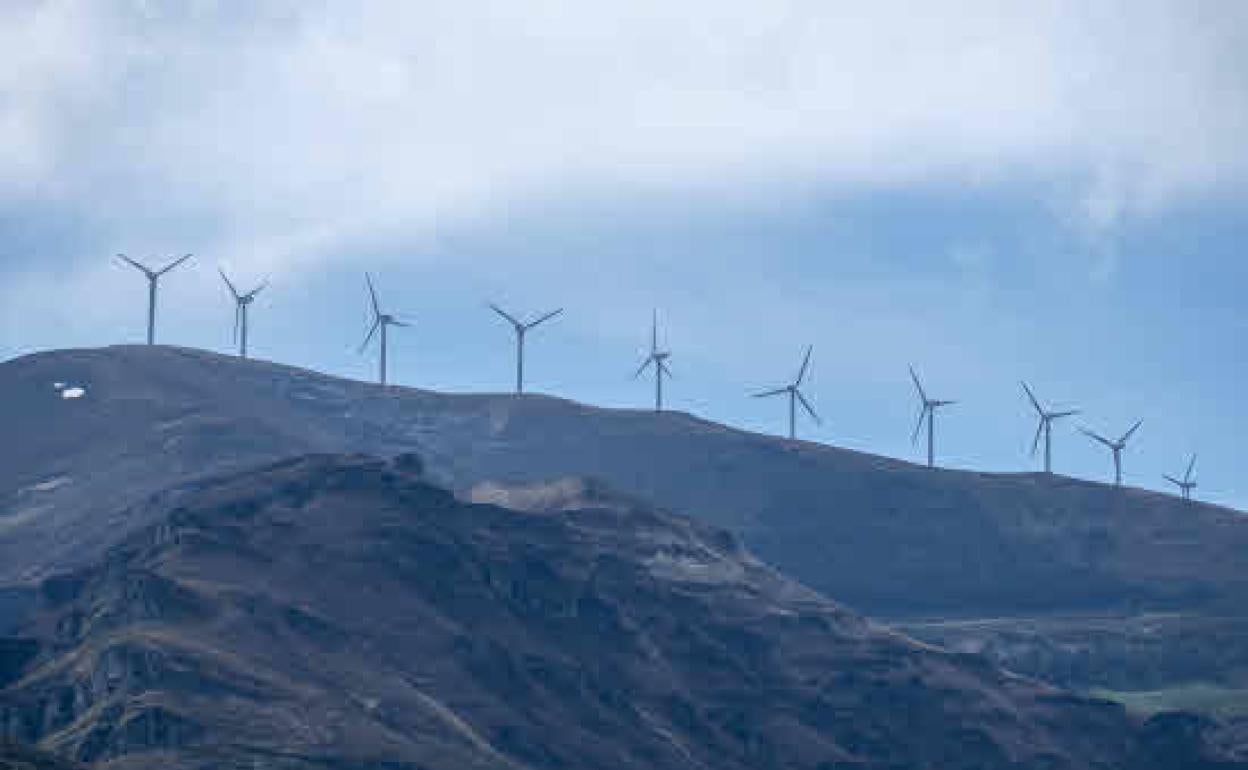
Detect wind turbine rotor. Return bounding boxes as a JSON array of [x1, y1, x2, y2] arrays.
[[1030, 418, 1046, 456], [909, 366, 928, 405], [634, 356, 655, 379], [157, 254, 193, 276], [753, 387, 789, 399], [359, 318, 382, 353], [365, 273, 382, 318], [1080, 428, 1114, 448], [117, 253, 155, 277], [796, 390, 821, 424], [489, 303, 522, 329], [795, 345, 813, 386], [1021, 382, 1044, 415], [219, 268, 241, 300], [1120, 420, 1143, 444], [526, 308, 564, 330], [243, 280, 269, 302], [911, 404, 930, 444]]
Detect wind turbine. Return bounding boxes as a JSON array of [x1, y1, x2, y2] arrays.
[[754, 346, 820, 440], [633, 310, 672, 412], [115, 253, 193, 345], [489, 304, 563, 394], [219, 269, 268, 359], [359, 273, 411, 387], [909, 366, 956, 468], [1022, 382, 1079, 474], [1164, 455, 1198, 501], [1079, 420, 1142, 487]]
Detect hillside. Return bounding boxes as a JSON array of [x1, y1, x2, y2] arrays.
[[0, 453, 1236, 769], [1, 345, 1242, 614]]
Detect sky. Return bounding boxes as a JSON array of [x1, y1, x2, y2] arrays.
[[2, 1, 1247, 508]]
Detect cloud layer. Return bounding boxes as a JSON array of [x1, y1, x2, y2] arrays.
[[3, 1, 1246, 272]]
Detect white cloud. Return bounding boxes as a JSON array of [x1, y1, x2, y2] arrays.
[[1, 0, 1246, 273]]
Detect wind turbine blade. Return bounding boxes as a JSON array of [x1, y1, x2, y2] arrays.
[[651, 309, 658, 353], [245, 280, 270, 300], [796, 390, 821, 424], [358, 318, 381, 353], [911, 407, 928, 444], [633, 357, 654, 379], [936, 399, 958, 407], [116, 253, 151, 275], [1079, 428, 1113, 448], [909, 366, 927, 404], [1185, 454, 1197, 483], [753, 387, 788, 398], [1030, 419, 1044, 457], [527, 308, 564, 329], [1120, 420, 1143, 443], [1163, 474, 1183, 487], [219, 268, 240, 300], [1021, 382, 1043, 415], [795, 345, 813, 386], [233, 306, 241, 344], [390, 319, 413, 328], [157, 253, 193, 276], [659, 360, 673, 378], [364, 273, 382, 317], [489, 303, 520, 328], [1051, 409, 1080, 420]]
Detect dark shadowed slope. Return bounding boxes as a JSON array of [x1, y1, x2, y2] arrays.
[[0, 454, 1232, 770], [0, 744, 83, 770], [1, 345, 1243, 621]]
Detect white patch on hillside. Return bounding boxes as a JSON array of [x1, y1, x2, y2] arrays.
[[61, 386, 86, 399], [24, 477, 71, 494], [646, 550, 745, 585]]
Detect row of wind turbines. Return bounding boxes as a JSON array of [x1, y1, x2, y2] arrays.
[[114, 253, 1201, 501]]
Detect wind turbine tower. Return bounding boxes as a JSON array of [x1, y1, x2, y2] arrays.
[[359, 273, 411, 386], [754, 346, 820, 440], [219, 269, 268, 359], [1080, 420, 1142, 487], [909, 366, 956, 468], [634, 311, 673, 412], [1022, 382, 1079, 474], [1164, 455, 1199, 501], [116, 253, 193, 345], [489, 304, 563, 394]]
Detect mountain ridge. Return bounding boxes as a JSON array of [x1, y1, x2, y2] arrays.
[[1, 345, 1241, 608], [2, 344, 1246, 702]]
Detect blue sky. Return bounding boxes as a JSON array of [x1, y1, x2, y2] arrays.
[[2, 2, 1247, 508]]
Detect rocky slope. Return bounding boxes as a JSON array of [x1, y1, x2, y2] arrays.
[[1, 345, 1245, 701], [0, 454, 1238, 769], [0, 744, 83, 770]]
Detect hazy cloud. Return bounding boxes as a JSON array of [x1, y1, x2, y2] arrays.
[[2, 1, 1246, 273]]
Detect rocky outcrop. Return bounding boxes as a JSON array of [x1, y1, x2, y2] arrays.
[[0, 454, 1241, 769]]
